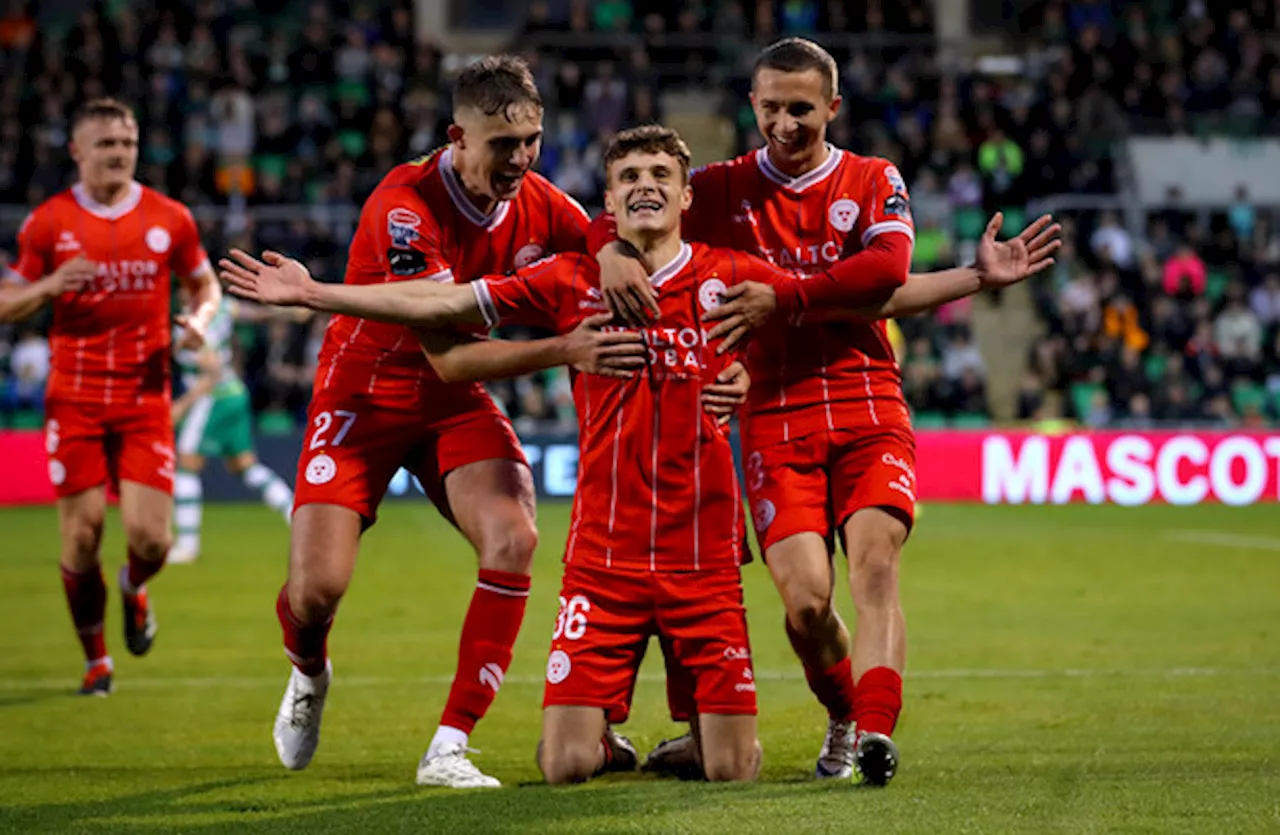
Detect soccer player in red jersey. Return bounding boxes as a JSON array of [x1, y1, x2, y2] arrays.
[[222, 124, 1024, 784], [591, 39, 1060, 785], [0, 98, 221, 696], [255, 57, 746, 787]]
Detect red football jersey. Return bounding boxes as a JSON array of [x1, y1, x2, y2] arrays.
[[473, 242, 791, 572], [684, 146, 915, 446], [9, 182, 210, 405], [317, 146, 591, 404]]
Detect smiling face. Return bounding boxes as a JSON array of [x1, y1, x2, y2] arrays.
[[449, 102, 543, 203], [604, 150, 692, 240], [751, 67, 840, 174], [70, 114, 139, 193]]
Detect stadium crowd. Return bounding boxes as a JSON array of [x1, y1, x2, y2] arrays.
[[1, 0, 1278, 428]]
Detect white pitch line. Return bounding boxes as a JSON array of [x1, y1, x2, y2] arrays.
[[1, 667, 1277, 693], [1163, 530, 1280, 552]]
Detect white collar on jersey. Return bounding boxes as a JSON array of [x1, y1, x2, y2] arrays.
[[71, 181, 143, 220], [439, 146, 511, 230], [649, 242, 692, 289], [756, 144, 842, 193]]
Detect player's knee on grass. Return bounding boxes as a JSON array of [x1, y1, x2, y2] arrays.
[[123, 516, 171, 563], [538, 738, 603, 785], [698, 715, 761, 782], [286, 505, 362, 622]]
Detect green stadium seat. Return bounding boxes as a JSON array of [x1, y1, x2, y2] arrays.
[[912, 227, 952, 271], [952, 413, 992, 429], [1069, 382, 1104, 420], [912, 411, 948, 429], [9, 409, 43, 429], [338, 130, 367, 159], [257, 409, 297, 436], [1144, 353, 1167, 383], [954, 207, 987, 242], [1231, 382, 1267, 415], [1205, 270, 1230, 303], [998, 207, 1026, 237], [255, 154, 289, 180]]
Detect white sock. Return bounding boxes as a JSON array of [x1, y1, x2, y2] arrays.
[[428, 725, 469, 757], [174, 470, 203, 553], [86, 655, 113, 672], [244, 463, 294, 522]]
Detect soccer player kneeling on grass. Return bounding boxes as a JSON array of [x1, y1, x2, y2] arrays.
[[221, 125, 961, 783]]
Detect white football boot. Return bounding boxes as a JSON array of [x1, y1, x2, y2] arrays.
[[416, 743, 501, 788], [273, 661, 331, 770], [815, 718, 856, 779]]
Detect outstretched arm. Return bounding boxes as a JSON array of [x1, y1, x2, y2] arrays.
[[704, 212, 1061, 345], [220, 249, 485, 328], [419, 314, 646, 383], [854, 212, 1061, 318]]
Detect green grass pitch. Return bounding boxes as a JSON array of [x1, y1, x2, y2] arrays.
[[1, 501, 1278, 833]]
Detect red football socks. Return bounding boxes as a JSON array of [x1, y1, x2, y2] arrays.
[[854, 666, 903, 737], [439, 569, 531, 734], [803, 656, 858, 723], [60, 564, 108, 663], [276, 585, 332, 677], [124, 547, 163, 592], [786, 620, 857, 722]]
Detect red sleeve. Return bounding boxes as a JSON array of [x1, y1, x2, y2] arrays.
[[9, 207, 53, 282], [585, 212, 617, 258], [546, 187, 592, 255], [853, 159, 915, 253], [368, 187, 453, 282], [471, 254, 579, 332], [169, 203, 211, 278], [800, 233, 913, 315]]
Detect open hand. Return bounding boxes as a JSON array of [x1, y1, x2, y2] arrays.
[[219, 249, 315, 307], [975, 212, 1062, 290]]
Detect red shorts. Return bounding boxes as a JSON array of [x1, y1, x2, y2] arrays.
[[293, 385, 527, 525], [44, 398, 175, 498], [744, 426, 917, 552], [542, 563, 756, 725]]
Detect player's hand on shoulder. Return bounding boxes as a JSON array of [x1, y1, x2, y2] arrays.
[[597, 242, 660, 327], [219, 249, 314, 307], [45, 255, 95, 297], [701, 360, 750, 426], [975, 212, 1062, 290], [703, 281, 778, 354], [564, 312, 646, 378]]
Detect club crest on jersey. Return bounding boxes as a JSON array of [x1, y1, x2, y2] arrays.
[[515, 243, 546, 268], [305, 454, 337, 485], [546, 649, 571, 684], [145, 226, 171, 254], [752, 498, 777, 533], [386, 208, 422, 247], [699, 277, 727, 312], [828, 199, 859, 232]]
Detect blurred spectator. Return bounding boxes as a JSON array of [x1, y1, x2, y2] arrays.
[[1214, 284, 1264, 376], [2, 327, 48, 411], [1090, 211, 1135, 269], [1163, 245, 1207, 296], [941, 327, 985, 381]]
